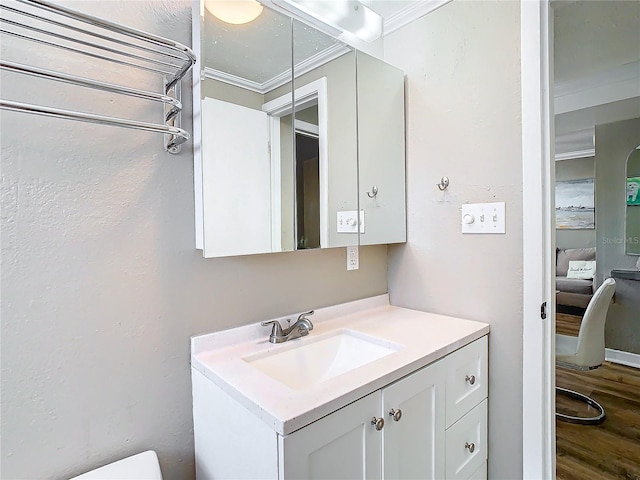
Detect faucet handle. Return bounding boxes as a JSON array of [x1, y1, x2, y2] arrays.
[[297, 310, 314, 322], [261, 320, 284, 337]]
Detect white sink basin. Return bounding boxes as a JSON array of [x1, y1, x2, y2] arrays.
[[243, 329, 403, 390]]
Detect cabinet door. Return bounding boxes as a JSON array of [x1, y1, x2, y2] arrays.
[[280, 391, 382, 480], [382, 360, 446, 480]]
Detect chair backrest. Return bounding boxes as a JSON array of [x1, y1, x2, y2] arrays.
[[574, 278, 616, 367]]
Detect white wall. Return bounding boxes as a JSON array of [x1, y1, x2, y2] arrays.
[[383, 1, 524, 478], [0, 1, 389, 478], [595, 117, 640, 354]]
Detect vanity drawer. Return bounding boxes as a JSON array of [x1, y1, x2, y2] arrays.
[[445, 399, 487, 480], [445, 336, 488, 428]]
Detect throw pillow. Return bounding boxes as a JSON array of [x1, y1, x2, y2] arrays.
[[566, 260, 596, 279]]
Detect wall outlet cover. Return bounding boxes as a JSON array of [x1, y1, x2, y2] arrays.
[[347, 245, 359, 270]]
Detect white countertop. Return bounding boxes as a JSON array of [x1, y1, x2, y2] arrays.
[[191, 295, 489, 435]]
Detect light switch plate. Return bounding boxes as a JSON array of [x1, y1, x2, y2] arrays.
[[461, 202, 506, 234], [337, 210, 365, 233]]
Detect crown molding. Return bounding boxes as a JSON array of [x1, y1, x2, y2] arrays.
[[555, 149, 595, 162], [204, 43, 349, 95], [383, 0, 452, 36], [204, 68, 270, 94], [293, 43, 350, 81], [554, 60, 640, 114], [554, 127, 595, 161]]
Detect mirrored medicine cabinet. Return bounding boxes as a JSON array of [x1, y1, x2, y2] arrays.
[[192, 0, 406, 258]]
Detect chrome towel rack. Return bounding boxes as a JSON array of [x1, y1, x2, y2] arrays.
[[0, 0, 196, 153]]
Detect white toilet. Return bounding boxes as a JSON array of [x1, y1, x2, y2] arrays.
[[70, 450, 162, 480]]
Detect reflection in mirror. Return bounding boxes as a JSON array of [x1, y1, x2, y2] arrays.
[[296, 125, 320, 249], [356, 51, 406, 246], [626, 146, 640, 255], [292, 19, 358, 249], [198, 2, 293, 257], [193, 1, 407, 258]]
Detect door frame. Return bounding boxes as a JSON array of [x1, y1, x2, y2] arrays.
[[262, 77, 329, 248], [521, 1, 555, 478]]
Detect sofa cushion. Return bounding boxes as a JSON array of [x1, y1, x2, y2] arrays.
[[556, 276, 593, 295], [556, 247, 596, 276], [567, 260, 596, 279]]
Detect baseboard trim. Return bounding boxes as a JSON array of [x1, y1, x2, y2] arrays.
[[605, 348, 640, 369]]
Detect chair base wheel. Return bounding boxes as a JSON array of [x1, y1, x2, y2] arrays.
[[556, 387, 605, 425]]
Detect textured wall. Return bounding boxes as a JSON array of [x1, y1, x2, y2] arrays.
[[595, 117, 640, 354], [383, 1, 524, 477], [0, 1, 389, 478]]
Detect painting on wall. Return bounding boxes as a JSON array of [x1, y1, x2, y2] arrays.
[[555, 179, 595, 229], [627, 176, 640, 206]]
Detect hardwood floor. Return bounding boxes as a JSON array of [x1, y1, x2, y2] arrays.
[[556, 313, 640, 480], [556, 312, 582, 337]]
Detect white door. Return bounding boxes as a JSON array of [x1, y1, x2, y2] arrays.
[[202, 98, 271, 257], [521, 2, 556, 477], [381, 361, 446, 480], [280, 391, 382, 480]]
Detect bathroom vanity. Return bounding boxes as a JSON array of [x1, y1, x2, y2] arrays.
[[191, 296, 489, 479]]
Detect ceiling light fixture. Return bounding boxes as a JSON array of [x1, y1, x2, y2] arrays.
[[204, 0, 264, 25], [273, 0, 382, 42]]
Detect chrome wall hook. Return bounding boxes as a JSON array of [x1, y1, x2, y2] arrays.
[[366, 186, 378, 198], [436, 176, 449, 191]]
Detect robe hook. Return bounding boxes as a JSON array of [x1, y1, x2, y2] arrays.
[[436, 176, 449, 191]]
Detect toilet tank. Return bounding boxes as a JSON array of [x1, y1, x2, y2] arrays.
[[70, 451, 162, 480]]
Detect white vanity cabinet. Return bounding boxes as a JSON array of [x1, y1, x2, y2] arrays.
[[281, 390, 382, 478], [444, 336, 489, 479], [282, 358, 446, 479], [192, 334, 488, 480]]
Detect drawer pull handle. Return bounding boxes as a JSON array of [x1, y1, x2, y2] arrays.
[[389, 408, 402, 422], [371, 417, 384, 431], [465, 442, 476, 453], [465, 375, 476, 385]]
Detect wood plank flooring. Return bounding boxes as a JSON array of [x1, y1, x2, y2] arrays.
[[556, 313, 640, 480]]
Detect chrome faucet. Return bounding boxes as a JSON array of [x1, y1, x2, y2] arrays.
[[261, 310, 314, 344]]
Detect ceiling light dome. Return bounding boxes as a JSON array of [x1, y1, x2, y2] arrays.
[[205, 0, 264, 25]]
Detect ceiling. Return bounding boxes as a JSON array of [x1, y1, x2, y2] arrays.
[[553, 0, 640, 159], [201, 0, 430, 92]]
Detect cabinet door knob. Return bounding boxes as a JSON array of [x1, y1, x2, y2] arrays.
[[465, 374, 476, 385], [465, 442, 476, 453], [371, 416, 384, 431], [389, 408, 402, 422]]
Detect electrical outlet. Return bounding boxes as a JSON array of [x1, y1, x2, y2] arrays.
[[347, 245, 359, 271]]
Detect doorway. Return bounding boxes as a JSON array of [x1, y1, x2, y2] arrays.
[[295, 131, 320, 249]]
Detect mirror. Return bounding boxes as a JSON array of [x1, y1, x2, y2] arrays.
[[292, 19, 358, 250], [356, 51, 406, 246], [196, 2, 294, 257], [193, 1, 406, 258], [625, 146, 640, 255]]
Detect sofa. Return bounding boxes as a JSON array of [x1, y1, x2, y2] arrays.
[[556, 247, 596, 309]]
